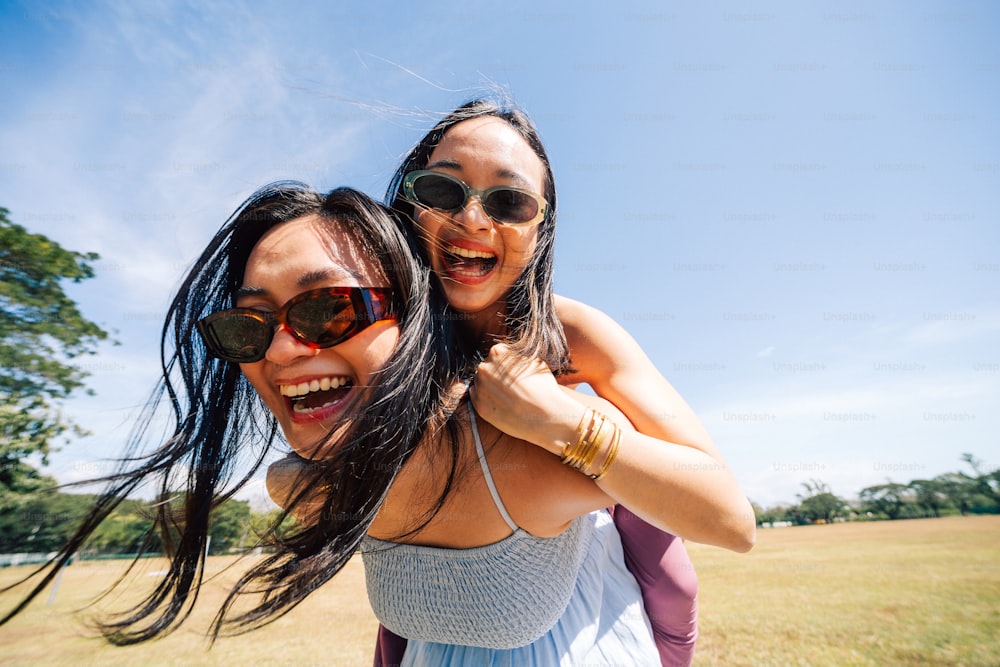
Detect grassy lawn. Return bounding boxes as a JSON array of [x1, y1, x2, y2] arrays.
[[688, 515, 1000, 666], [1, 515, 997, 665], [0, 553, 378, 666]]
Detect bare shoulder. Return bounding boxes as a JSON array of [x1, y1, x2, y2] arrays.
[[554, 294, 647, 385], [554, 294, 619, 333]]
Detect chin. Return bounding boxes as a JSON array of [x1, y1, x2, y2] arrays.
[[443, 283, 497, 312], [282, 426, 329, 460]]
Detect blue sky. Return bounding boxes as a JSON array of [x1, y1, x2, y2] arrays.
[[1, 1, 997, 509]]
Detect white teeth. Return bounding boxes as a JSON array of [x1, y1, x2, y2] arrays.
[[279, 376, 351, 397], [447, 245, 494, 259]]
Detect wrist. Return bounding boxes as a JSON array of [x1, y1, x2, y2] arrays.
[[559, 406, 622, 480], [539, 401, 590, 456]]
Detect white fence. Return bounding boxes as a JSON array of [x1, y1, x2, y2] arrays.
[[0, 552, 55, 568]]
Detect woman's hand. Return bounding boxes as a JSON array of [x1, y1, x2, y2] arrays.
[[472, 340, 757, 552], [470, 343, 585, 455]]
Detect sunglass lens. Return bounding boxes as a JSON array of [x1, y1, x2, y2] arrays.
[[413, 173, 465, 210], [205, 314, 271, 362], [484, 189, 539, 225], [287, 294, 356, 347]]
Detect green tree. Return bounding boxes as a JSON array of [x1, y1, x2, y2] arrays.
[[859, 482, 915, 520], [84, 498, 160, 555], [248, 507, 294, 544], [961, 452, 1000, 511], [909, 479, 948, 517], [208, 499, 251, 554], [0, 490, 93, 552], [795, 479, 848, 524], [0, 207, 110, 491], [934, 472, 975, 515]]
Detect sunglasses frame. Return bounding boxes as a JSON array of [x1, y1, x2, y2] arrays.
[[196, 286, 396, 363], [402, 170, 548, 226]]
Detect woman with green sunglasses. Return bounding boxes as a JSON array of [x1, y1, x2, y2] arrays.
[[387, 98, 757, 665], [396, 99, 754, 665]]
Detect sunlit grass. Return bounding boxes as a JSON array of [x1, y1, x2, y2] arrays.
[[0, 553, 377, 666], [689, 515, 1000, 666], [1, 515, 996, 666]]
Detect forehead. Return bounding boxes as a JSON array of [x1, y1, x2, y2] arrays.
[[242, 214, 384, 288], [430, 116, 546, 192]]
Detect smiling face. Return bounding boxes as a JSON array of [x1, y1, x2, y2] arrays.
[[237, 214, 400, 458], [412, 116, 547, 326]]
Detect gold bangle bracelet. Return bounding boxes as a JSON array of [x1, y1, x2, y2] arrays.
[[591, 423, 622, 480], [563, 408, 599, 469], [579, 413, 607, 472], [563, 408, 595, 466], [562, 407, 622, 479], [582, 416, 613, 476]]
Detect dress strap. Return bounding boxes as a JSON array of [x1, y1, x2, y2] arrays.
[[467, 401, 519, 533]]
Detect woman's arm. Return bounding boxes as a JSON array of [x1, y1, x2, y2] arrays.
[[471, 330, 756, 552], [556, 295, 727, 461]]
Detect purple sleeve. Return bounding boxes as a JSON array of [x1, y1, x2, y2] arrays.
[[612, 505, 699, 667], [372, 623, 407, 667]]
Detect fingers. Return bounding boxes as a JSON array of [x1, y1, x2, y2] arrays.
[[481, 342, 550, 377]]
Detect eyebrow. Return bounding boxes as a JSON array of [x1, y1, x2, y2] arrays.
[[424, 159, 535, 190], [236, 268, 364, 299]]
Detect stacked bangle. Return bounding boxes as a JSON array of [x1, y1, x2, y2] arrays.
[[561, 407, 622, 480]]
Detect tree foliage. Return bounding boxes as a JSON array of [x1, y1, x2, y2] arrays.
[[208, 498, 252, 553], [0, 490, 259, 556], [0, 207, 110, 490], [0, 489, 92, 553], [796, 480, 848, 524], [859, 482, 913, 520], [752, 454, 999, 526]]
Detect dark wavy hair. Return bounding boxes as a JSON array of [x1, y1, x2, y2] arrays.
[[0, 183, 443, 642], [386, 97, 570, 373]]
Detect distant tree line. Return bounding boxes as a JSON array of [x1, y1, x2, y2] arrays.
[[753, 453, 999, 526], [0, 489, 287, 557]]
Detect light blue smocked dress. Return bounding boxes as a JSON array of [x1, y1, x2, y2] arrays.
[[361, 405, 659, 666]]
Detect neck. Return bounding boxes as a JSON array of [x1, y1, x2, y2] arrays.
[[459, 301, 508, 348]]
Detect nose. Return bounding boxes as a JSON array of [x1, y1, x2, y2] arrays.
[[264, 324, 320, 365], [453, 195, 493, 233]]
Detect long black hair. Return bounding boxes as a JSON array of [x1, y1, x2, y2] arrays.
[[386, 97, 571, 374], [0, 183, 444, 642]]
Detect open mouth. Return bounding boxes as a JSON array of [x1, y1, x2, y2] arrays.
[[280, 376, 354, 420], [442, 244, 497, 279]]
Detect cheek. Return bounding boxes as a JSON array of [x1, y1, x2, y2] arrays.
[[356, 325, 401, 384], [239, 362, 265, 394], [414, 209, 444, 249], [240, 363, 282, 413], [501, 227, 539, 261]]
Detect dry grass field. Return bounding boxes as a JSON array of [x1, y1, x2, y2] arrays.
[[1, 515, 997, 666], [0, 554, 378, 666], [688, 515, 1000, 666]]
